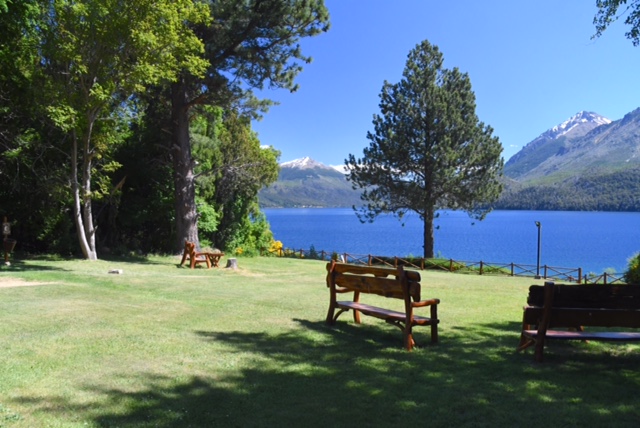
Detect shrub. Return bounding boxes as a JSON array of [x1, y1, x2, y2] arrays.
[[624, 252, 640, 284]]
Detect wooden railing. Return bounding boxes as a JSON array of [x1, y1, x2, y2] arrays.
[[261, 247, 614, 283]]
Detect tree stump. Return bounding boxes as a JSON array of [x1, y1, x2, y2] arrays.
[[225, 258, 238, 269]]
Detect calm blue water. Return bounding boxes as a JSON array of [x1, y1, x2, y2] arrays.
[[263, 209, 640, 274]]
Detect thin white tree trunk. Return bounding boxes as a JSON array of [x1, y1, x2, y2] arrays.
[[71, 128, 97, 260]]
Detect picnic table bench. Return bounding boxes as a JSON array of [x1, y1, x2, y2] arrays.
[[180, 241, 224, 269], [517, 281, 640, 362], [325, 261, 440, 351]]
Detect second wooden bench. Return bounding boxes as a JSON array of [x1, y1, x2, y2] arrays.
[[517, 281, 640, 362]]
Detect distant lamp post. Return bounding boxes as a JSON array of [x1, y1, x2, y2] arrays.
[[535, 221, 542, 279]]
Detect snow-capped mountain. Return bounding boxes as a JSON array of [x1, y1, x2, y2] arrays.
[[497, 107, 640, 211], [504, 111, 612, 179], [548, 111, 611, 140], [280, 156, 333, 170], [259, 157, 361, 207]]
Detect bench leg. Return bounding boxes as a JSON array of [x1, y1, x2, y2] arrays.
[[352, 291, 361, 324], [326, 302, 337, 325], [430, 305, 439, 344], [517, 333, 534, 352], [404, 330, 414, 351]]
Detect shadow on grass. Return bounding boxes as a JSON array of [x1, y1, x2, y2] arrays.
[[0, 259, 68, 272], [14, 320, 640, 427], [0, 254, 169, 273]]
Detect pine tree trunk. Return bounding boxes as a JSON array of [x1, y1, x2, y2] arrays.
[[423, 209, 435, 259], [171, 79, 200, 253]]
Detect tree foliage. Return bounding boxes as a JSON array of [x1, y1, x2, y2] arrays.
[[496, 168, 640, 211], [624, 252, 640, 284], [168, 0, 329, 252], [594, 0, 640, 45], [0, 0, 323, 258], [345, 40, 503, 258], [5, 0, 210, 260], [191, 109, 280, 254]]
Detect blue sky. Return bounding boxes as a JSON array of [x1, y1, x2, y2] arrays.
[[252, 0, 640, 167]]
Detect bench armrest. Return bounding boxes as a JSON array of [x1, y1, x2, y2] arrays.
[[413, 298, 440, 308]]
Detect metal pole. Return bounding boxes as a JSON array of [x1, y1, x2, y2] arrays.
[[535, 221, 541, 279]]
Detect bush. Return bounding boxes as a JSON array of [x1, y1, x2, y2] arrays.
[[624, 252, 640, 284]]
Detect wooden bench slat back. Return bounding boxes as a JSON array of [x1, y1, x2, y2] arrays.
[[326, 262, 421, 301], [527, 284, 640, 310], [525, 283, 640, 329]]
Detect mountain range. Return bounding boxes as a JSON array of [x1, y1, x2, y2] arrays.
[[258, 157, 361, 208], [497, 108, 640, 211], [259, 107, 640, 211]]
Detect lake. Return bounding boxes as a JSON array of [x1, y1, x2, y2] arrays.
[[263, 208, 640, 274]]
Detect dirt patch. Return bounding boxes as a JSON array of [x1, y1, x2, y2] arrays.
[[0, 278, 56, 288]]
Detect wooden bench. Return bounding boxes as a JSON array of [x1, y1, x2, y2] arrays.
[[517, 281, 640, 362], [325, 261, 440, 351], [179, 241, 225, 269], [180, 241, 210, 269]]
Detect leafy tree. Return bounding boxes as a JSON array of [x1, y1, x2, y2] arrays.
[[33, 0, 209, 259], [191, 109, 280, 253], [345, 40, 504, 258], [0, 0, 79, 254], [168, 0, 329, 252], [594, 0, 640, 45]]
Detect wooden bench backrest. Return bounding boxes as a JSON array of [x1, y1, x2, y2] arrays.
[[527, 283, 640, 310], [525, 282, 640, 329], [326, 262, 421, 301]]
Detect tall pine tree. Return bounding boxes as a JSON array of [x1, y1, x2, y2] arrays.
[[346, 40, 504, 258]]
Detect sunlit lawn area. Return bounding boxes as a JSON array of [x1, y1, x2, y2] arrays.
[[1, 256, 639, 427]]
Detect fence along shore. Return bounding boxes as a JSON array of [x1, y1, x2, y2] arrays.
[[264, 247, 626, 285]]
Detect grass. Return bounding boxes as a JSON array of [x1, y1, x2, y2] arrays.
[[1, 256, 640, 427]]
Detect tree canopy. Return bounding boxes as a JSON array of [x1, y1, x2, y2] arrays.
[[594, 0, 640, 45], [168, 0, 330, 252], [345, 40, 504, 258], [0, 0, 322, 259]]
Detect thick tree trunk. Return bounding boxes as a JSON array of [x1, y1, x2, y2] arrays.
[[423, 209, 435, 259], [171, 79, 200, 253]]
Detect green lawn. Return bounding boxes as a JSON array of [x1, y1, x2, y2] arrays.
[[1, 256, 639, 427]]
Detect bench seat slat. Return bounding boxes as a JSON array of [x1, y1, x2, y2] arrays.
[[336, 301, 433, 324], [523, 330, 640, 341]]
